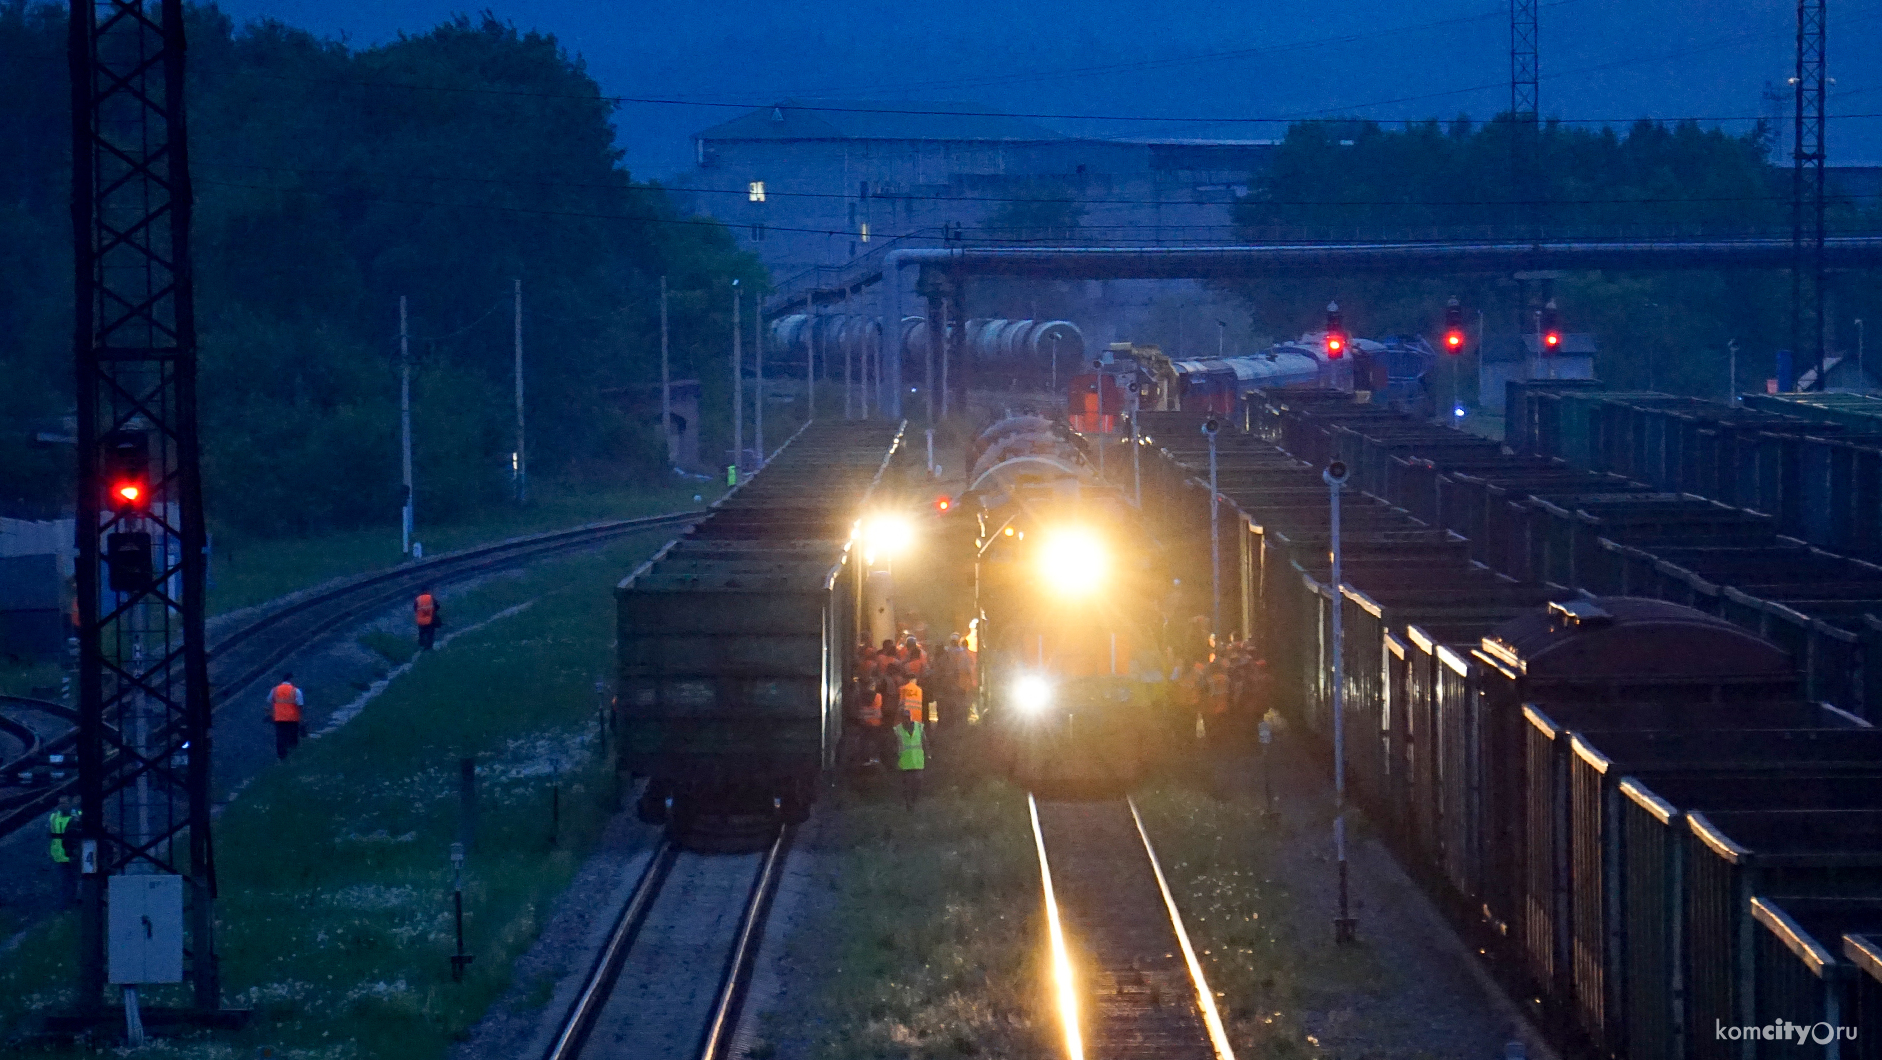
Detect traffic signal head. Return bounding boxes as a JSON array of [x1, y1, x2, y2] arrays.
[[106, 530, 154, 593], [1540, 299, 1561, 351], [102, 430, 150, 514], [1443, 297, 1465, 354], [1324, 301, 1345, 359]]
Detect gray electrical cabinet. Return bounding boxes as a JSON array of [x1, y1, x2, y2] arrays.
[[108, 874, 184, 984]]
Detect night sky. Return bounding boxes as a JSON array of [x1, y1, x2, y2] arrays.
[[209, 0, 1882, 181]]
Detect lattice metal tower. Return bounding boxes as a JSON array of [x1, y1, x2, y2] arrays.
[[1511, 0, 1538, 122], [1793, 0, 1827, 386], [69, 0, 219, 1010], [1510, 0, 1541, 228]]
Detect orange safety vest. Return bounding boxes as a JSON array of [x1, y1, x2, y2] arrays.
[[899, 680, 924, 725], [861, 690, 882, 726], [415, 593, 436, 626], [270, 682, 301, 723]]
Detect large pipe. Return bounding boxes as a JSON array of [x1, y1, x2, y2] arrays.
[[885, 237, 1882, 279]]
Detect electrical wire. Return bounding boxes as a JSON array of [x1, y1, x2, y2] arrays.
[[228, 5, 1882, 131]]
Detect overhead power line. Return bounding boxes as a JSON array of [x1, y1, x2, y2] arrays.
[[234, 6, 1882, 132]]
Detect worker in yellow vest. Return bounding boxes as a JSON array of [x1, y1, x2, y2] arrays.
[[414, 587, 442, 650], [266, 672, 305, 760], [894, 716, 927, 807], [48, 795, 80, 909]]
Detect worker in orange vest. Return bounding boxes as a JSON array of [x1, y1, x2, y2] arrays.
[[266, 672, 304, 760], [897, 668, 925, 727], [415, 587, 442, 650]]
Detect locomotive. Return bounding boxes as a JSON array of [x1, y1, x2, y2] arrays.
[[955, 414, 1167, 792]]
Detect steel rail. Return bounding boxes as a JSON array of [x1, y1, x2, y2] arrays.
[[697, 826, 793, 1060], [0, 510, 702, 840], [542, 839, 679, 1060], [1127, 797, 1238, 1060], [0, 696, 50, 782]]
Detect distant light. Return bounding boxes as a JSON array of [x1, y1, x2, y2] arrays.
[[1544, 331, 1561, 347], [935, 495, 951, 512], [1454, 405, 1467, 419], [748, 181, 766, 202], [1003, 526, 1016, 537], [859, 222, 871, 243]]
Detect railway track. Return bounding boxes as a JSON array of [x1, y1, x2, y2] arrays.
[[1029, 794, 1236, 1060], [0, 509, 701, 840], [545, 827, 791, 1060]]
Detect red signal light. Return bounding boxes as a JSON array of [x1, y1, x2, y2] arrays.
[[1326, 334, 1344, 357], [935, 495, 952, 512], [1444, 330, 1465, 352], [116, 483, 141, 504], [1544, 331, 1561, 348]]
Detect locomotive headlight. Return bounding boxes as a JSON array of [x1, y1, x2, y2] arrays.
[[1038, 526, 1106, 595], [1013, 674, 1053, 715], [863, 514, 913, 556]]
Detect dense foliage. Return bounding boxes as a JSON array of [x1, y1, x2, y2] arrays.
[[1231, 118, 1882, 402], [0, 2, 762, 531]]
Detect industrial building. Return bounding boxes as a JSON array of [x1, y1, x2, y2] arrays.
[[668, 100, 1277, 277]]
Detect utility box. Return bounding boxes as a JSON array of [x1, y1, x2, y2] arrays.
[[108, 874, 184, 984]]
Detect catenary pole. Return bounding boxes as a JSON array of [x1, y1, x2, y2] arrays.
[[1327, 459, 1356, 943], [1205, 420, 1219, 641], [754, 287, 765, 462], [844, 287, 853, 419], [513, 279, 526, 503], [660, 276, 671, 467], [400, 296, 413, 554], [732, 279, 743, 471], [745, 286, 752, 461]]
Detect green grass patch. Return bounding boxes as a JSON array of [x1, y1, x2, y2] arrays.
[[357, 630, 418, 668], [1133, 782, 1389, 1059], [757, 734, 1051, 1060], [0, 534, 660, 1058], [207, 478, 712, 616]]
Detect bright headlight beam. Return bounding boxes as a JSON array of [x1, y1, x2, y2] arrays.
[[1014, 674, 1052, 714], [863, 515, 913, 555], [1038, 527, 1106, 595]]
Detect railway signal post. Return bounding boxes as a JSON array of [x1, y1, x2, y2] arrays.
[[1325, 459, 1357, 944], [68, 0, 226, 1019]]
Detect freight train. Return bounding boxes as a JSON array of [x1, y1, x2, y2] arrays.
[[614, 422, 906, 833], [1136, 387, 1882, 1059]]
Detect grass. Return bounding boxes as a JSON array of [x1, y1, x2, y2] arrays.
[[752, 730, 1052, 1060], [0, 532, 662, 1058], [206, 478, 713, 616]]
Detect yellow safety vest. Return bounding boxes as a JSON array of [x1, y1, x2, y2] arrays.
[[896, 723, 925, 771], [48, 809, 77, 864]]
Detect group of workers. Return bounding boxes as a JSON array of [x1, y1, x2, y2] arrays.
[[1166, 625, 1273, 753], [846, 629, 978, 805]]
